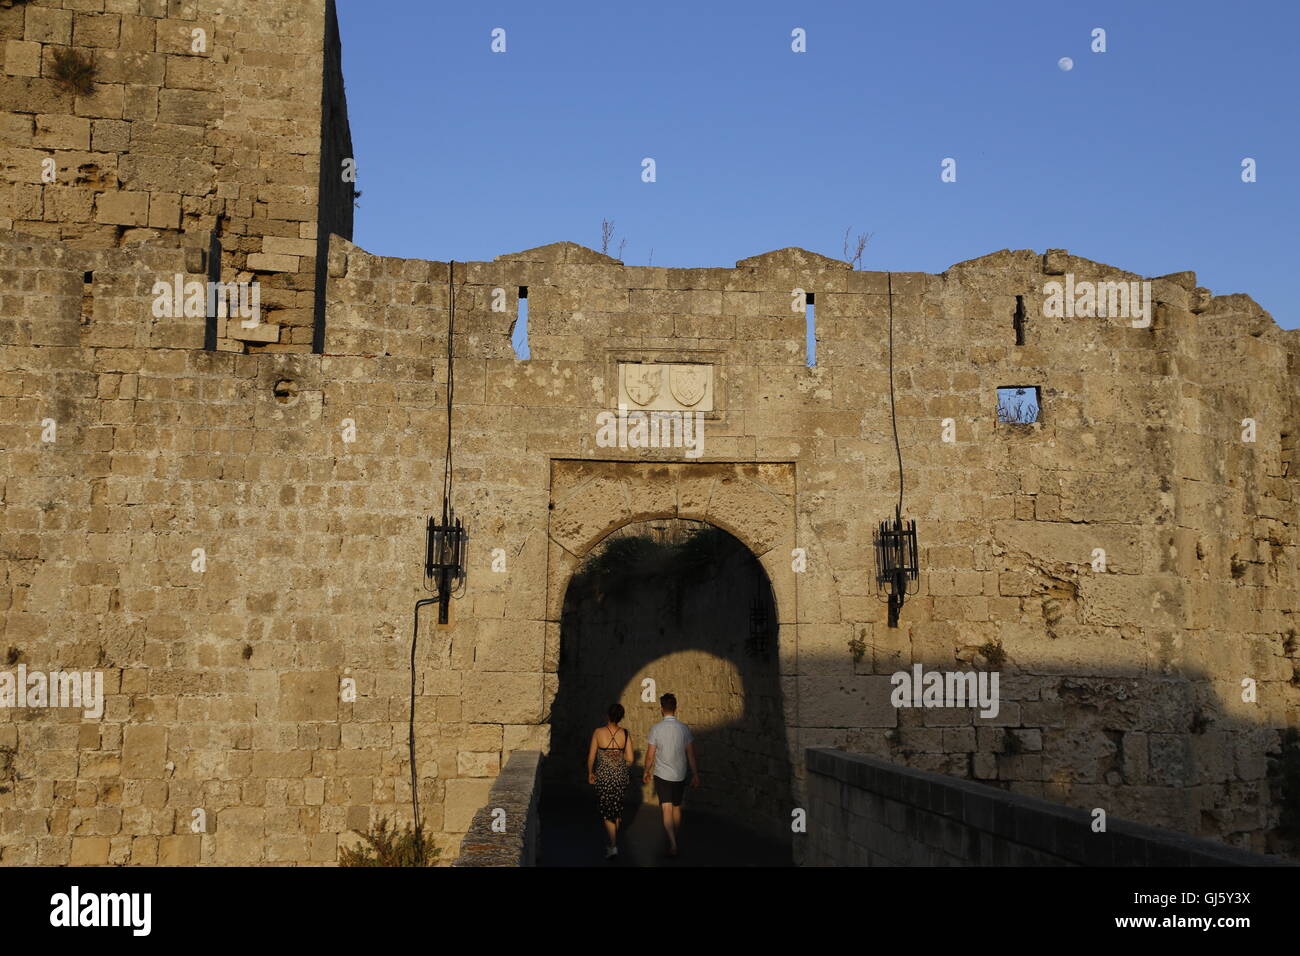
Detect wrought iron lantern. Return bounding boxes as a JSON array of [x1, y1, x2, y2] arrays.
[[425, 501, 467, 624], [873, 273, 921, 628], [874, 505, 919, 628]]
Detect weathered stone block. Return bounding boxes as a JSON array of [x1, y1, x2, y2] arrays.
[[91, 118, 130, 152], [94, 189, 149, 225], [4, 40, 41, 78], [279, 673, 338, 722], [121, 725, 166, 778], [461, 673, 543, 723], [25, 8, 74, 45], [443, 778, 495, 833], [158, 834, 201, 865], [73, 13, 122, 49], [70, 836, 112, 866], [457, 751, 500, 777], [798, 676, 898, 728], [262, 236, 317, 258], [246, 253, 299, 273], [156, 87, 217, 126], [147, 191, 180, 229]]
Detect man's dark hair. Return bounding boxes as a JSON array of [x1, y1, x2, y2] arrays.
[[660, 693, 677, 713], [607, 702, 625, 723]]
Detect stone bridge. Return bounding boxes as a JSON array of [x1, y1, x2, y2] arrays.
[[455, 748, 1289, 866]]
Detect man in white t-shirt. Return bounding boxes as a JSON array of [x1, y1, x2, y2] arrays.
[[643, 692, 700, 857]]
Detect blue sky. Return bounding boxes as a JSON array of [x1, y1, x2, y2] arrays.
[[337, 0, 1299, 329]]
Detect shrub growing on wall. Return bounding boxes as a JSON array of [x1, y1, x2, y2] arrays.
[[338, 818, 439, 867], [49, 48, 97, 96]]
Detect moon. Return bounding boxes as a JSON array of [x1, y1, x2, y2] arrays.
[[1058, 57, 1074, 71]]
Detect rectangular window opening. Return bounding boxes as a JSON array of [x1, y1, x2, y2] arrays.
[[80, 271, 94, 325], [996, 386, 1040, 424], [805, 291, 816, 367], [1013, 295, 1026, 346], [512, 286, 530, 360]]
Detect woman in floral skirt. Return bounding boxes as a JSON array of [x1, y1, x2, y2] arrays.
[[587, 702, 634, 859]]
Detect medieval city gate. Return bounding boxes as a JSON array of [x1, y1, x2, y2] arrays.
[[1, 0, 1295, 870], [540, 459, 809, 859]]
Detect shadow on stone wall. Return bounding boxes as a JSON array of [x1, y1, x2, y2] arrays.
[[536, 517, 1298, 865], [792, 652, 1300, 861]]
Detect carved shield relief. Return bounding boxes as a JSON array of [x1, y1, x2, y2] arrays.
[[669, 365, 708, 407], [618, 362, 714, 411], [624, 364, 663, 406]]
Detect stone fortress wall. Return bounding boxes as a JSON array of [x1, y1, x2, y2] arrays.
[[2, 230, 1296, 864], [0, 0, 1297, 866], [0, 0, 354, 353]]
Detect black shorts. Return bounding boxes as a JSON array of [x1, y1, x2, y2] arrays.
[[654, 775, 686, 805]]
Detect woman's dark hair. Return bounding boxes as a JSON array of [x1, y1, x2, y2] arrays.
[[607, 703, 625, 723]]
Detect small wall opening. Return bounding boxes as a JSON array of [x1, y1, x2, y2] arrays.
[[996, 386, 1040, 424], [273, 379, 299, 405], [805, 292, 816, 366], [512, 286, 530, 360], [80, 271, 94, 326], [1013, 295, 1026, 346]]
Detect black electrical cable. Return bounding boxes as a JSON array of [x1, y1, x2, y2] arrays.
[[408, 261, 459, 840], [409, 597, 437, 836], [442, 261, 455, 508], [887, 272, 903, 516]]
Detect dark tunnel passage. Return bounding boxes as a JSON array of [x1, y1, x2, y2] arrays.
[[539, 518, 794, 866]]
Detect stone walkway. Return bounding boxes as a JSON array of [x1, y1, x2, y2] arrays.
[[538, 784, 792, 867]]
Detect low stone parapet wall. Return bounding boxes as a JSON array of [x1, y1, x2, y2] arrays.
[[802, 748, 1290, 867], [453, 750, 542, 867]]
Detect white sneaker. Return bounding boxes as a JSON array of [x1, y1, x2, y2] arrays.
[[604, 845, 618, 859]]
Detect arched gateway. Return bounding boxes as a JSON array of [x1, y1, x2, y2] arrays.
[[542, 464, 801, 861]]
